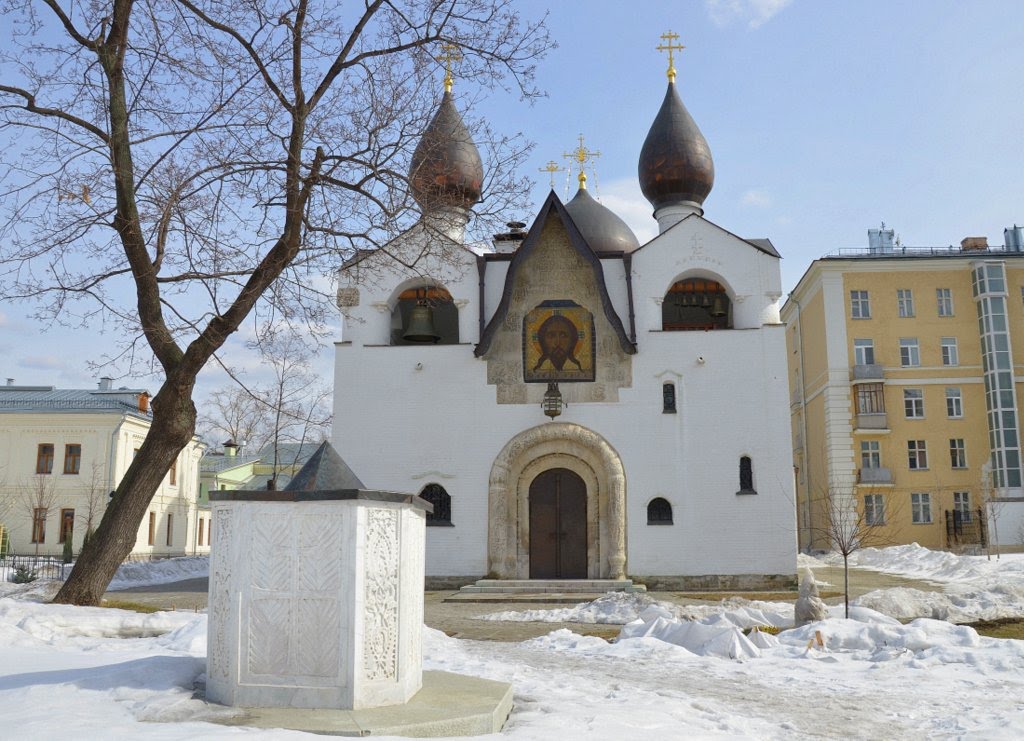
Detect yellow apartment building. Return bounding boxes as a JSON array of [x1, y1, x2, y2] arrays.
[[783, 226, 1024, 552]]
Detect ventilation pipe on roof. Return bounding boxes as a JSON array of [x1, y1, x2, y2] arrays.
[[98, 377, 113, 391], [1004, 225, 1023, 252], [867, 224, 895, 254], [6, 378, 13, 386]]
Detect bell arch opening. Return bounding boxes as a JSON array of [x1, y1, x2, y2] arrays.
[[389, 284, 459, 345], [662, 275, 732, 331]]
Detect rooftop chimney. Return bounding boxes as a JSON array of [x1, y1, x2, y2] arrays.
[[1004, 225, 1023, 252], [6, 378, 13, 386], [138, 392, 150, 414], [223, 439, 239, 457], [98, 377, 113, 391], [961, 236, 989, 251], [867, 224, 895, 254], [491, 221, 528, 254]]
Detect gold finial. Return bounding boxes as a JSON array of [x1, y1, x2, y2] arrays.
[[538, 160, 564, 189], [563, 134, 600, 190], [436, 42, 462, 93], [656, 30, 685, 83]]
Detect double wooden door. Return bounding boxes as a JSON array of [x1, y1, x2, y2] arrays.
[[529, 468, 587, 579]]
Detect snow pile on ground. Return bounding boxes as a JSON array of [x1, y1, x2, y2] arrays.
[[109, 557, 209, 590]]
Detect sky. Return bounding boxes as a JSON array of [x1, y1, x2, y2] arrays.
[[2, 0, 1023, 400]]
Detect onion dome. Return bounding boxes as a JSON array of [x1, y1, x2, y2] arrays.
[[638, 81, 714, 213], [564, 183, 640, 255], [409, 92, 484, 212]]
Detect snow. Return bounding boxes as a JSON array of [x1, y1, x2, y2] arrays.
[[3, 545, 1024, 738]]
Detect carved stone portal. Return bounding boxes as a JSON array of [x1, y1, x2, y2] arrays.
[[487, 423, 627, 580]]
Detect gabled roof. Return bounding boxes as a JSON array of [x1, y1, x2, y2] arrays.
[[475, 191, 636, 357], [0, 385, 150, 416], [200, 453, 262, 474], [631, 212, 782, 258]]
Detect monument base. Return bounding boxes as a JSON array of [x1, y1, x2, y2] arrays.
[[206, 670, 513, 738]]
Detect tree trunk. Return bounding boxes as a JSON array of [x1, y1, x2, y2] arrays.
[[54, 381, 196, 606], [843, 553, 850, 619]]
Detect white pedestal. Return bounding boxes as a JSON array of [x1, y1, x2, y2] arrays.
[[206, 495, 427, 710]]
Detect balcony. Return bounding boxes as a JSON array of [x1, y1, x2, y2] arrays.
[[858, 467, 893, 485], [855, 412, 889, 431], [851, 364, 884, 383]]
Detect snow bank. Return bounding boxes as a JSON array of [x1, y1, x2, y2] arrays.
[[0, 599, 198, 645], [108, 557, 209, 590]]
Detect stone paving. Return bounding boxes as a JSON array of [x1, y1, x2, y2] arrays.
[[106, 565, 948, 642]]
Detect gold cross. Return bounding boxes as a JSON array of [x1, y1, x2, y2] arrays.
[[563, 134, 600, 189], [538, 160, 563, 189], [436, 43, 462, 93], [656, 30, 685, 83]]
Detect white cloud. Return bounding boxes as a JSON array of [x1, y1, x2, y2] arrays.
[[741, 189, 773, 208], [18, 355, 67, 370], [705, 0, 793, 29]]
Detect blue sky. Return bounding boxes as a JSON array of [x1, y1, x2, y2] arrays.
[[2, 0, 1023, 394]]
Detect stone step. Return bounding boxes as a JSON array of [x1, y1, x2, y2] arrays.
[[457, 579, 645, 595]]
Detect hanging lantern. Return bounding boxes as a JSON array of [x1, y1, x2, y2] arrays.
[[542, 382, 564, 419], [403, 300, 441, 343]]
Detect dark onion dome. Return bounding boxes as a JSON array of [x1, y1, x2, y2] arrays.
[[564, 185, 640, 255], [409, 92, 483, 211], [638, 81, 714, 212]]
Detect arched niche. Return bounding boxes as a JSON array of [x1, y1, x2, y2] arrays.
[[387, 281, 459, 345], [661, 272, 733, 331]]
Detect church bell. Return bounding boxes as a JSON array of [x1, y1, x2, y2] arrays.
[[403, 301, 441, 343], [711, 295, 727, 317]]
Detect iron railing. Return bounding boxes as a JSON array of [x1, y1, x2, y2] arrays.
[[945, 509, 987, 549]]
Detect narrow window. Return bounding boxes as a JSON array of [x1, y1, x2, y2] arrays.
[[899, 338, 920, 367], [166, 514, 174, 547], [738, 456, 756, 494], [420, 483, 452, 526], [945, 387, 963, 418], [949, 439, 967, 469], [853, 339, 875, 365], [198, 518, 205, 547], [63, 444, 81, 474], [59, 508, 75, 544], [941, 337, 959, 366], [662, 382, 677, 414], [850, 290, 871, 319], [937, 288, 954, 317], [911, 492, 932, 524], [953, 492, 972, 522], [647, 497, 673, 524], [31, 508, 47, 543], [908, 440, 928, 470], [897, 289, 914, 318], [148, 512, 156, 546], [860, 441, 881, 468], [169, 458, 178, 486], [863, 494, 885, 525], [36, 444, 54, 474], [903, 388, 925, 419]]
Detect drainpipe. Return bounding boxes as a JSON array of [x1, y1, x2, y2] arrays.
[[789, 292, 812, 553], [476, 255, 486, 341], [623, 253, 637, 345]]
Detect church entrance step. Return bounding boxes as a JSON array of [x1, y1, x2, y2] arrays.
[[454, 579, 645, 595]]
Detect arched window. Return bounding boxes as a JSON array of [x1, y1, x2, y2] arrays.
[[662, 382, 677, 414], [662, 278, 730, 331], [419, 483, 452, 526], [738, 456, 756, 495], [390, 286, 459, 345], [647, 497, 673, 525]]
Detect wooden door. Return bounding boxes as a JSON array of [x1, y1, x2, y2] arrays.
[[529, 468, 587, 579]]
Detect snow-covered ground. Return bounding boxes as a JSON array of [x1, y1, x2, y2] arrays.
[[2, 546, 1024, 739]]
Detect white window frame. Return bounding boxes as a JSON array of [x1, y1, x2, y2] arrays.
[[941, 337, 959, 367], [949, 438, 967, 469], [850, 290, 871, 319], [897, 289, 915, 318], [946, 387, 963, 418], [903, 388, 925, 419], [911, 492, 932, 524], [953, 491, 972, 522], [899, 338, 920, 367], [861, 440, 881, 468], [864, 494, 885, 525], [908, 440, 928, 470], [937, 288, 954, 317], [853, 339, 875, 366]]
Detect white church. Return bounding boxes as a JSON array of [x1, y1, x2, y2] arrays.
[[333, 46, 797, 590]]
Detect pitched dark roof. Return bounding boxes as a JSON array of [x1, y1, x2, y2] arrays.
[[631, 213, 782, 259], [0, 385, 150, 416], [285, 441, 365, 491], [475, 191, 636, 358]]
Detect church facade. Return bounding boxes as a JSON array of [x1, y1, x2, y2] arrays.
[[333, 51, 797, 589]]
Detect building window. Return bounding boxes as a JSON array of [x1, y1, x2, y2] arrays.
[[856, 383, 885, 414], [946, 387, 963, 418], [169, 458, 177, 486], [166, 514, 174, 547], [864, 494, 885, 525], [31, 508, 47, 543], [419, 483, 452, 526], [662, 382, 677, 414], [911, 492, 932, 524], [953, 492, 972, 522], [148, 512, 156, 546], [36, 444, 55, 474], [59, 508, 75, 544], [899, 338, 920, 367], [853, 339, 875, 366], [198, 518, 205, 547], [908, 440, 928, 470], [897, 289, 915, 317], [647, 497, 673, 525], [937, 288, 954, 317], [903, 388, 925, 419], [941, 337, 959, 366], [738, 456, 756, 494], [63, 444, 81, 474], [850, 290, 870, 319], [861, 441, 881, 469], [949, 438, 967, 469]]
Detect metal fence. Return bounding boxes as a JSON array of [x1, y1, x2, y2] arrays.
[[0, 551, 183, 582], [945, 509, 987, 550]]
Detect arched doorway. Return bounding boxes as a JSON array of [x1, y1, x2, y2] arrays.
[[529, 468, 587, 579]]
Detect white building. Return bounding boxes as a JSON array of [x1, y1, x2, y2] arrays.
[[333, 55, 797, 589], [0, 379, 208, 556]]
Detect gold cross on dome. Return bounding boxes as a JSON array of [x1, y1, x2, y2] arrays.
[[538, 160, 563, 188], [563, 134, 601, 189], [656, 30, 685, 83], [436, 43, 462, 93]]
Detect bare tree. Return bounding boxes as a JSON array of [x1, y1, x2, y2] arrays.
[[19, 475, 59, 557], [0, 1, 550, 604], [197, 386, 274, 453], [78, 461, 109, 549]]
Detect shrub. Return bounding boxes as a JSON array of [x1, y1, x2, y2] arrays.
[[62, 536, 74, 564], [12, 565, 38, 583]]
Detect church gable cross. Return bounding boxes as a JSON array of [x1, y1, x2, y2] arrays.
[[563, 134, 600, 189], [656, 30, 685, 83], [436, 42, 462, 93]]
